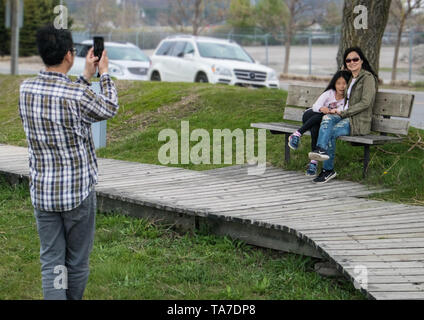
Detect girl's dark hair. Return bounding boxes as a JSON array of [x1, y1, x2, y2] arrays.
[[343, 47, 378, 78], [324, 70, 352, 93], [36, 24, 74, 67]]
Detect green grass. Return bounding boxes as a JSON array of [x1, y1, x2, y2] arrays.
[[0, 76, 423, 299], [1, 76, 423, 203], [0, 179, 364, 300]]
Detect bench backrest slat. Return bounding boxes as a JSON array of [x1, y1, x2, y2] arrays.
[[284, 85, 415, 135], [374, 92, 415, 118], [372, 117, 410, 135]]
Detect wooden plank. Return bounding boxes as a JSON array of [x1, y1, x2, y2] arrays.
[[343, 268, 424, 276], [266, 207, 422, 226], [283, 107, 305, 122], [339, 135, 404, 145], [176, 185, 372, 209], [156, 181, 370, 205], [326, 248, 424, 256], [250, 122, 405, 144], [317, 237, 424, 245], [288, 216, 424, 232], [115, 173, 368, 198], [251, 122, 299, 133], [331, 254, 424, 262], [301, 227, 424, 238], [249, 201, 404, 221], [371, 116, 410, 135], [374, 91, 415, 118], [371, 291, 424, 300], [341, 261, 424, 269], [286, 85, 324, 108], [311, 233, 424, 241], [367, 275, 424, 284], [367, 283, 424, 292], [320, 241, 424, 250]]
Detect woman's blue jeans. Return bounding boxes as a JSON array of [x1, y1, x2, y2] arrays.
[[316, 115, 351, 171]]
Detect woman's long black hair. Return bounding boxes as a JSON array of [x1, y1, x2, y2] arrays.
[[343, 47, 378, 78], [324, 70, 352, 93]]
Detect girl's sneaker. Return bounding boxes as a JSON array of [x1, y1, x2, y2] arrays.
[[305, 162, 318, 176], [288, 134, 300, 150]]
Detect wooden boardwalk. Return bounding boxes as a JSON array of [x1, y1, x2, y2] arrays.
[[1, 144, 424, 300]]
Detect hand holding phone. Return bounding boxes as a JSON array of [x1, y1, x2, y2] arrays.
[[93, 37, 104, 77], [93, 37, 104, 62]]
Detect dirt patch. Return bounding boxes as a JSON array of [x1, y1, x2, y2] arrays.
[[108, 90, 202, 143]]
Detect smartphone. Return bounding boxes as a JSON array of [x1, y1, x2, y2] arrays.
[[93, 37, 104, 61]]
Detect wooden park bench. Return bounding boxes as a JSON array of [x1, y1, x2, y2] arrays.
[[251, 85, 415, 178]]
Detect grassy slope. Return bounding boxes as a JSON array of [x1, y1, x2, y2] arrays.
[[0, 76, 423, 299], [0, 75, 423, 202]]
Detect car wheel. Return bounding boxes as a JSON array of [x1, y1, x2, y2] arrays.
[[151, 71, 161, 81], [195, 73, 208, 83]]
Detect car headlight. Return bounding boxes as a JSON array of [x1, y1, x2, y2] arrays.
[[268, 70, 278, 81], [211, 65, 232, 77], [109, 64, 124, 76]]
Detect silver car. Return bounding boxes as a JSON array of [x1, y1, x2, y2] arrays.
[[69, 41, 151, 80]]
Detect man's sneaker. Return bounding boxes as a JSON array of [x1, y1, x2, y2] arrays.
[[308, 147, 330, 161], [313, 170, 337, 184], [305, 162, 318, 176], [288, 134, 300, 150]]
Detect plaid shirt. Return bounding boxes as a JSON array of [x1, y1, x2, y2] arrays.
[[19, 71, 119, 212]]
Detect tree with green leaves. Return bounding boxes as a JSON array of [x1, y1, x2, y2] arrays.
[[254, 0, 288, 38], [227, 0, 256, 29], [0, 0, 73, 57]]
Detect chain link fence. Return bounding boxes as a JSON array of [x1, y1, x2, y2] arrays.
[[72, 29, 424, 83]]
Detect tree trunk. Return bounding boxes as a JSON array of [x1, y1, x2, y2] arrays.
[[337, 0, 392, 78], [391, 18, 405, 82], [283, 11, 293, 75], [192, 0, 202, 36], [283, 29, 292, 74]]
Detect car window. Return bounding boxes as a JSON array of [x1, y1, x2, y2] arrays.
[[156, 41, 175, 56], [196, 42, 254, 63], [105, 46, 149, 61], [184, 42, 195, 55], [75, 44, 90, 58], [170, 41, 187, 57]]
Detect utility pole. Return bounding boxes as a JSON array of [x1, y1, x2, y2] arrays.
[[10, 0, 20, 75]]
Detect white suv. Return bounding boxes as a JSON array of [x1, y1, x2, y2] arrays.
[[149, 36, 279, 88]]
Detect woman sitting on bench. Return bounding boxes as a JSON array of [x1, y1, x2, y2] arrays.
[[308, 47, 379, 184], [288, 70, 352, 176]]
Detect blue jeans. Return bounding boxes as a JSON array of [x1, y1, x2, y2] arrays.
[[316, 115, 351, 171], [34, 190, 96, 300]]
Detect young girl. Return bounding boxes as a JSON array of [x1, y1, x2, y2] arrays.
[[288, 70, 352, 176]]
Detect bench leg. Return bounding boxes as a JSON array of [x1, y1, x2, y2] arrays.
[[363, 145, 370, 179], [285, 133, 290, 164]]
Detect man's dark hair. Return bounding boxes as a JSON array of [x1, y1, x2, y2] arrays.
[[36, 24, 74, 67]]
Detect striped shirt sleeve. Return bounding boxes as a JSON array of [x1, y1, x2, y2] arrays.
[[79, 74, 119, 124]]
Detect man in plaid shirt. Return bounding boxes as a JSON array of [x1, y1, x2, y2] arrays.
[[19, 24, 119, 300]]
